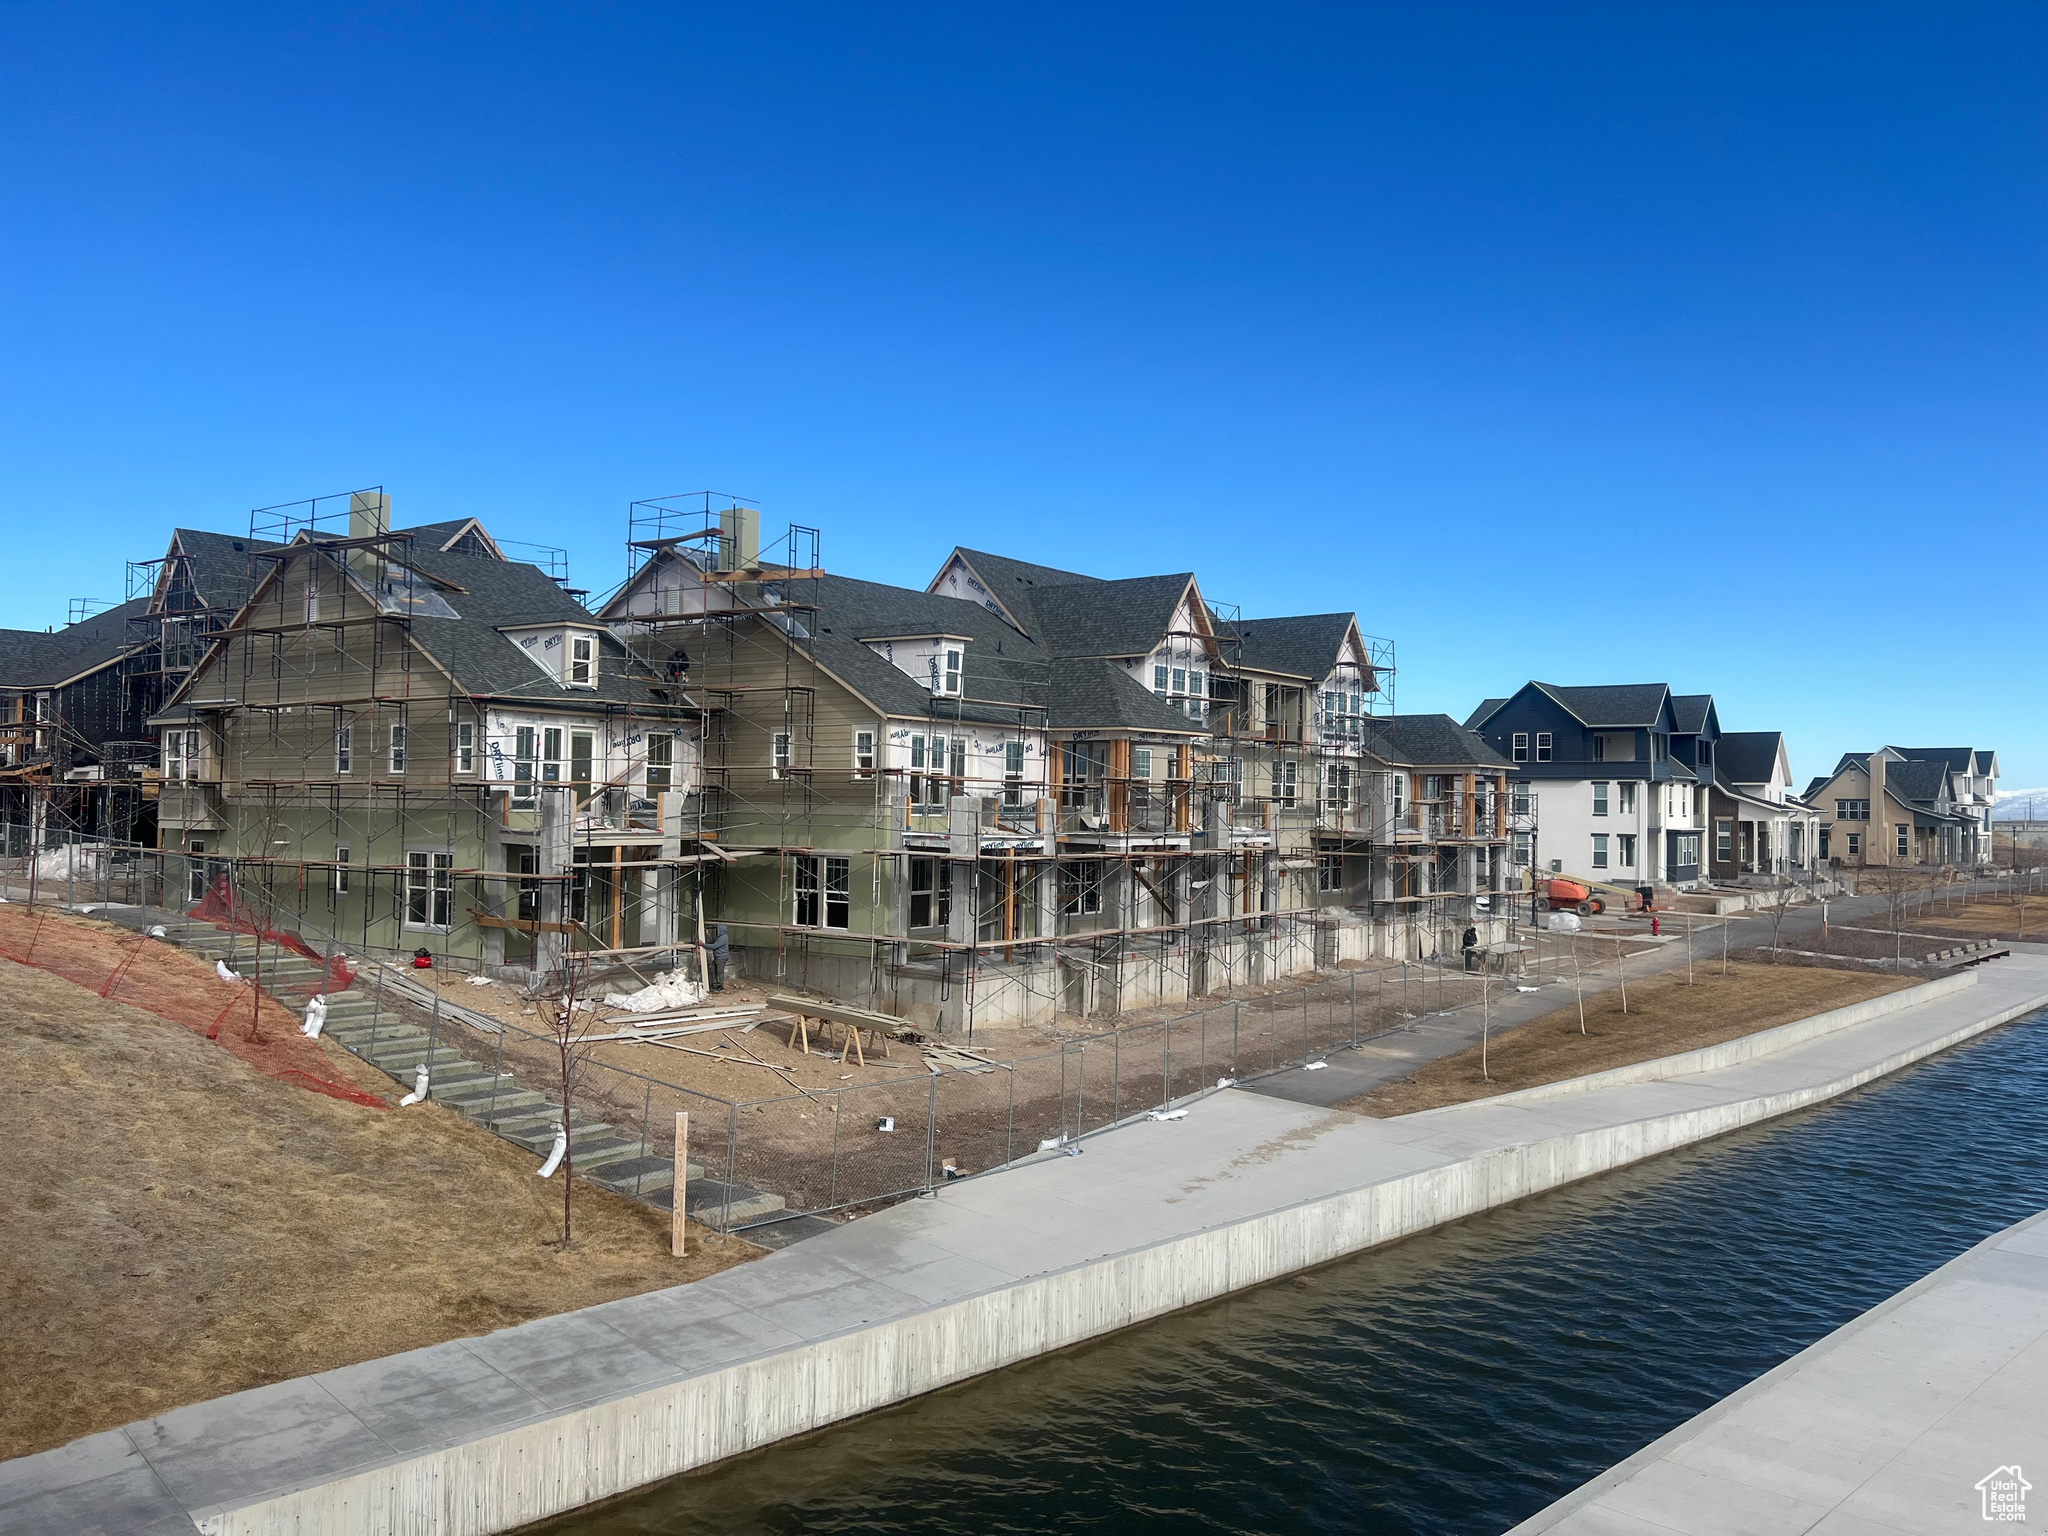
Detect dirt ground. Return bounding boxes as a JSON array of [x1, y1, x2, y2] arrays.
[[1339, 960, 1914, 1117], [0, 953, 758, 1462]]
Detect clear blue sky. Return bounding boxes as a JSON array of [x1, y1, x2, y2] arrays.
[[4, 4, 2043, 793]]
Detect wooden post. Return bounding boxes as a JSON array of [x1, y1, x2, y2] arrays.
[[671, 1111, 689, 1257]]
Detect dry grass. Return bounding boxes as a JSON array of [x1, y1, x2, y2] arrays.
[[0, 954, 758, 1462], [1340, 960, 1915, 1118], [1902, 894, 2048, 942]]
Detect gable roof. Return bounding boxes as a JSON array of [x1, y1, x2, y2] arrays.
[[685, 571, 1201, 734], [1464, 697, 1508, 730], [163, 528, 284, 614], [1534, 682, 1671, 727], [1225, 613, 1358, 682], [1365, 715, 1512, 769], [934, 547, 1105, 636], [1716, 730, 1786, 786], [1670, 694, 1718, 735], [0, 598, 152, 689], [1023, 573, 1202, 659]]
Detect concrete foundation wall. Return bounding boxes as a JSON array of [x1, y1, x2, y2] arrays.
[[193, 974, 2036, 1536]]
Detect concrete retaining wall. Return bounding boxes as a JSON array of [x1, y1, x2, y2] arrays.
[[1411, 970, 1979, 1116], [195, 970, 2037, 1536]]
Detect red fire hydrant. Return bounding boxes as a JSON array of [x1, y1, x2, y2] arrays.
[[1650, 916, 1661, 936]]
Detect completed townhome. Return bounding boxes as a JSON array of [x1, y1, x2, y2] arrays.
[[1465, 681, 1705, 890], [1804, 747, 1998, 869], [1705, 730, 1821, 881]]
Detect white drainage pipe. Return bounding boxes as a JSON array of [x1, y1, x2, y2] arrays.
[[398, 1063, 430, 1106], [301, 995, 327, 1039], [537, 1125, 568, 1178]]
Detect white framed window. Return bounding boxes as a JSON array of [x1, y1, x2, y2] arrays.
[[404, 850, 453, 929], [332, 845, 349, 896], [334, 723, 352, 776], [852, 729, 876, 780], [541, 726, 562, 783], [1896, 823, 1910, 858], [1619, 782, 1636, 814], [1322, 762, 1352, 810], [1153, 665, 1169, 696], [1512, 831, 1532, 866], [909, 857, 951, 929], [1003, 740, 1025, 805], [1715, 818, 1733, 861], [569, 731, 593, 796], [793, 854, 850, 929], [646, 733, 674, 793], [1059, 860, 1103, 916], [1618, 833, 1637, 867], [1846, 831, 1861, 856], [1835, 798, 1870, 821], [1278, 760, 1298, 808], [1536, 732, 1552, 762], [1129, 746, 1152, 780], [1317, 852, 1343, 893], [945, 649, 961, 695], [163, 728, 200, 781], [454, 721, 475, 774], [1591, 833, 1609, 869], [389, 722, 408, 775], [1591, 782, 1609, 816], [1512, 732, 1528, 762], [304, 581, 319, 625], [771, 731, 792, 779], [513, 725, 537, 805], [568, 634, 595, 687]]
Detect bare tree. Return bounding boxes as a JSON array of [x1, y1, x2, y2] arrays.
[[1760, 874, 1802, 961], [540, 958, 599, 1247], [1614, 933, 1629, 1013], [1571, 931, 1586, 1035]]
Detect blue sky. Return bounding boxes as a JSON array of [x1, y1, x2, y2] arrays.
[[3, 3, 2043, 792]]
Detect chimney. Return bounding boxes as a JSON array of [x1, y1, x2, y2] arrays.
[[1869, 750, 1888, 864], [348, 490, 390, 542], [718, 505, 760, 571]]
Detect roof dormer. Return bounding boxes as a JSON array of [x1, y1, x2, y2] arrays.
[[501, 623, 605, 689], [864, 633, 969, 696]]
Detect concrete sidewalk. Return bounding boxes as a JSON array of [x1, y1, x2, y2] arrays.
[[1506, 1207, 2048, 1535], [8, 958, 2047, 1536]]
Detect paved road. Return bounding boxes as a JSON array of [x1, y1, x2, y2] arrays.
[[1248, 876, 2022, 1110]]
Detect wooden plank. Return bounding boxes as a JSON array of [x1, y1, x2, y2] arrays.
[[465, 907, 577, 935], [671, 1112, 688, 1258], [763, 993, 911, 1035]]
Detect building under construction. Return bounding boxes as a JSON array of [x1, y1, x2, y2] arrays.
[[8, 487, 1515, 1037]]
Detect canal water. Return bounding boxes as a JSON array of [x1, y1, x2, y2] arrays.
[[549, 1010, 2048, 1536]]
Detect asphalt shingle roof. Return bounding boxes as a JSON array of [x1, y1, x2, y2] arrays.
[[1364, 714, 1512, 768], [1224, 613, 1355, 682], [395, 548, 671, 707], [1715, 731, 1785, 786], [1671, 694, 1716, 735], [1024, 574, 1199, 659], [797, 573, 1203, 733], [167, 529, 283, 613], [1463, 698, 1508, 730], [1533, 682, 1671, 727], [0, 598, 152, 688]]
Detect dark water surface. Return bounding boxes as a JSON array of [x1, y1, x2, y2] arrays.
[[549, 1011, 2048, 1536]]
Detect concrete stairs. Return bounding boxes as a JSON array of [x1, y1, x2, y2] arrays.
[[110, 917, 795, 1232]]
